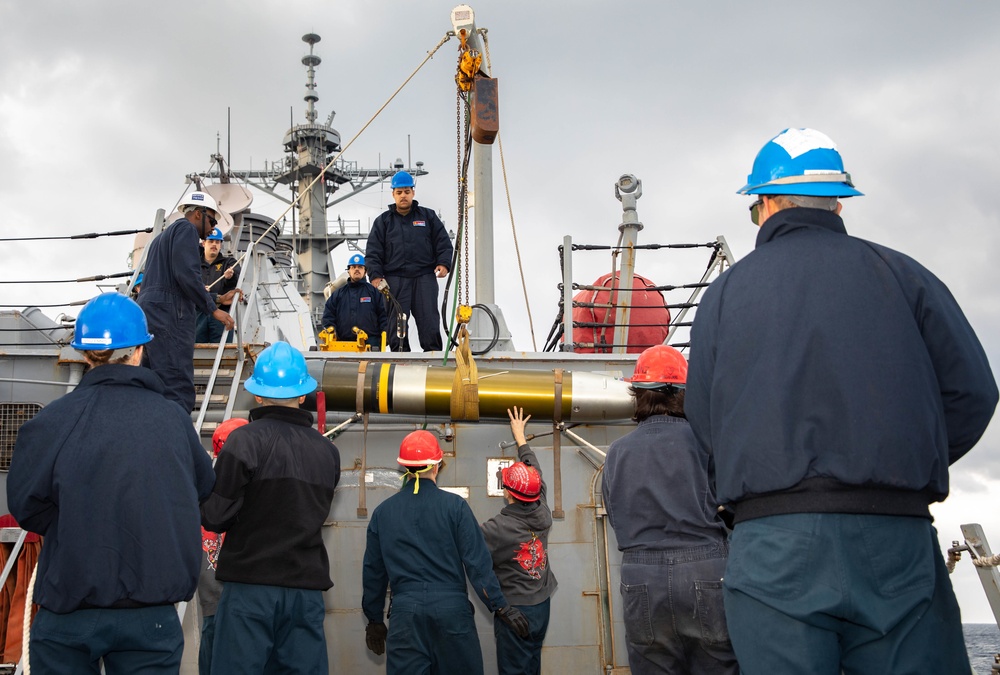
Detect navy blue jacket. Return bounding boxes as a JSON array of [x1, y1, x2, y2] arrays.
[[200, 251, 241, 311], [364, 201, 453, 279], [603, 415, 728, 550], [201, 406, 341, 590], [687, 208, 997, 521], [321, 278, 388, 346], [141, 218, 217, 316], [362, 479, 507, 623], [7, 364, 215, 613]]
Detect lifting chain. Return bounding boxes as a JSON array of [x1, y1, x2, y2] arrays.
[[455, 79, 466, 307], [455, 35, 473, 308], [463, 101, 471, 308]]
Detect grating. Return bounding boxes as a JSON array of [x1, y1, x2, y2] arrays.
[[0, 403, 43, 471]]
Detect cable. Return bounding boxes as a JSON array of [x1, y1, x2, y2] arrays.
[[0, 272, 133, 284], [378, 285, 408, 345], [0, 228, 153, 243], [447, 304, 500, 355], [0, 301, 88, 308]]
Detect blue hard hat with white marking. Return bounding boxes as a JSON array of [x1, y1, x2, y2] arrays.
[[71, 293, 154, 350], [347, 253, 365, 268], [738, 128, 863, 197], [390, 171, 415, 189], [206, 228, 224, 241], [244, 342, 317, 398]]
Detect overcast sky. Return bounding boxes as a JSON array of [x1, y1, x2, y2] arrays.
[[3, 1, 1000, 622]]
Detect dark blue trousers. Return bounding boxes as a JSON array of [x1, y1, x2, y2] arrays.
[[387, 589, 483, 675], [210, 582, 327, 675], [384, 274, 443, 352], [493, 597, 550, 675], [29, 605, 182, 675], [198, 614, 215, 675], [725, 513, 970, 675], [620, 544, 738, 675], [139, 289, 197, 411], [195, 313, 232, 344]]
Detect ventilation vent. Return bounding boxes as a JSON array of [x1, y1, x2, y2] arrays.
[[0, 403, 43, 471]]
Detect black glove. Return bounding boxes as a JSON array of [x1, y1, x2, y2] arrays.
[[495, 605, 530, 639], [366, 621, 388, 656]]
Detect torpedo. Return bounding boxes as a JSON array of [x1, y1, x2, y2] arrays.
[[318, 361, 635, 422]]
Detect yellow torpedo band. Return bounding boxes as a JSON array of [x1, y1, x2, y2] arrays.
[[377, 363, 391, 414]]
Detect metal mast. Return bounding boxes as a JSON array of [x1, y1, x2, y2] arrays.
[[451, 6, 494, 305]]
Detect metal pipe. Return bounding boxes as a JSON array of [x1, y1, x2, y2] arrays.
[[562, 236, 574, 353], [559, 426, 607, 458], [599, 484, 618, 667], [0, 529, 27, 590], [664, 236, 734, 346], [612, 175, 642, 354]]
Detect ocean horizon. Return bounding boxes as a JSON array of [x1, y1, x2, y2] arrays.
[[965, 624, 998, 674]]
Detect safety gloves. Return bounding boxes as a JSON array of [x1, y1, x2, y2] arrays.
[[495, 605, 530, 639], [365, 621, 388, 655]]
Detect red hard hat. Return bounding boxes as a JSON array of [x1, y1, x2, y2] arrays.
[[626, 345, 687, 387], [501, 462, 542, 502], [398, 430, 443, 466], [212, 418, 249, 457]]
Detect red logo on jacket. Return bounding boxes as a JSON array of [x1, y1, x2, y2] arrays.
[[202, 528, 226, 571], [513, 532, 547, 580]]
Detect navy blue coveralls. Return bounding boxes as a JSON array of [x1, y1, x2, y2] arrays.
[[196, 251, 240, 344], [138, 217, 218, 411], [363, 478, 508, 675], [7, 364, 215, 674], [364, 201, 453, 351], [321, 278, 388, 350]]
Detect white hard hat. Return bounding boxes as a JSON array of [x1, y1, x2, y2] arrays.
[[178, 191, 220, 216]]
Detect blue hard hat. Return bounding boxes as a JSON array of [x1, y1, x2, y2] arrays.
[[390, 171, 415, 189], [206, 227, 224, 241], [347, 253, 365, 268], [244, 342, 317, 398], [71, 293, 154, 350], [738, 128, 863, 197], [134, 272, 144, 286]]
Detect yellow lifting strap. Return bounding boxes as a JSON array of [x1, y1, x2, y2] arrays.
[[450, 324, 480, 421]]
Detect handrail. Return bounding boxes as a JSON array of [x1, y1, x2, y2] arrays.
[[195, 240, 255, 434], [0, 528, 28, 589], [224, 245, 264, 421]]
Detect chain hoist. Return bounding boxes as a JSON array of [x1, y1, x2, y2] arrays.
[[454, 29, 476, 311]]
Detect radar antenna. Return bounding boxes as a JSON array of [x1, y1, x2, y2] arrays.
[[302, 33, 322, 124]]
